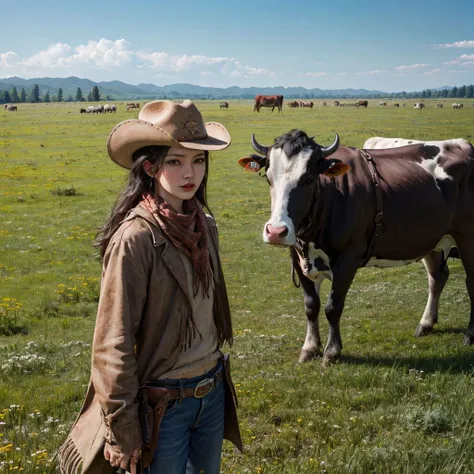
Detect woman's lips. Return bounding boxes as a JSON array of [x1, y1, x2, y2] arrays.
[[180, 184, 195, 190]]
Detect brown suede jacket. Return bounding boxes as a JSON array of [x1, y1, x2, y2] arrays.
[[59, 203, 241, 474]]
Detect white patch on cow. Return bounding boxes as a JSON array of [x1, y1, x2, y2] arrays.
[[363, 136, 464, 188], [296, 242, 333, 282], [431, 234, 456, 256], [363, 136, 468, 150], [366, 258, 418, 268], [415, 149, 453, 188], [264, 147, 312, 245]]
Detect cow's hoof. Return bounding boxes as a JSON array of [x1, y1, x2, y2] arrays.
[[322, 349, 341, 366], [414, 324, 433, 337], [298, 349, 321, 363]]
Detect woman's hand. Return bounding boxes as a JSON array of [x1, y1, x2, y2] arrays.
[[104, 443, 140, 473]]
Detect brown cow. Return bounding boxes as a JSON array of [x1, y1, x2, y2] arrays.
[[254, 95, 284, 113], [220, 101, 229, 109], [357, 100, 368, 108], [300, 101, 314, 108], [239, 130, 474, 364], [287, 100, 299, 108]]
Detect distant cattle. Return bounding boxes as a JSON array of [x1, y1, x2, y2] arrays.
[[357, 100, 368, 108], [320, 101, 327, 107], [79, 108, 87, 114], [392, 103, 400, 107], [254, 95, 284, 113], [300, 101, 314, 108], [4, 104, 17, 111], [379, 101, 387, 107], [86, 105, 104, 114], [414, 102, 425, 109], [452, 103, 463, 109], [333, 100, 340, 106], [436, 104, 444, 109], [287, 100, 299, 108], [104, 104, 117, 113], [219, 101, 229, 109]]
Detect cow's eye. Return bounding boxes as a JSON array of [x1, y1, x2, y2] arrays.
[[303, 175, 314, 186]]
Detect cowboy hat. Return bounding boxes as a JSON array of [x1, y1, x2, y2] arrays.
[[107, 100, 231, 169]]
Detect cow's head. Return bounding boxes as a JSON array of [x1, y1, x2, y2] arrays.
[[238, 129, 350, 246]]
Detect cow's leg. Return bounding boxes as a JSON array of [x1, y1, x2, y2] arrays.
[[299, 274, 324, 363], [415, 252, 449, 337], [323, 255, 359, 364], [455, 237, 474, 344]]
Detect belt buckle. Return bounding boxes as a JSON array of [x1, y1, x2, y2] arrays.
[[194, 377, 214, 398]]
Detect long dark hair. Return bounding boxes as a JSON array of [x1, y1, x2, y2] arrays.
[[96, 145, 211, 258]]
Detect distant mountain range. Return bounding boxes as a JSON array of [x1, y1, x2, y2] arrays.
[[0, 76, 394, 100]]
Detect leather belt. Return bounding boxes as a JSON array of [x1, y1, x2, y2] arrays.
[[147, 370, 224, 402]]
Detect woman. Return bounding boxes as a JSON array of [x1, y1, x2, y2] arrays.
[[59, 100, 242, 474]]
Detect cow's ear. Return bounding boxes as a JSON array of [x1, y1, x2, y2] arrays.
[[319, 159, 351, 177], [238, 154, 266, 172]]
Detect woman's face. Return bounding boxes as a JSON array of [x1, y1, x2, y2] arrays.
[[153, 147, 206, 212]]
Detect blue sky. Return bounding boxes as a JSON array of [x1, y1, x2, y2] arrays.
[[1, 0, 473, 92]]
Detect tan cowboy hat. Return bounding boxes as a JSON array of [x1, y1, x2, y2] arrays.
[[107, 100, 231, 169]]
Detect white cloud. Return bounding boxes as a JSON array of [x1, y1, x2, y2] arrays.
[[443, 54, 474, 66], [443, 59, 460, 65], [136, 51, 272, 78], [395, 64, 429, 71], [424, 68, 443, 75], [432, 40, 474, 48], [67, 39, 132, 67], [0, 51, 20, 68], [0, 39, 276, 85], [300, 72, 327, 77], [356, 70, 388, 76], [0, 39, 133, 78], [23, 43, 72, 68]]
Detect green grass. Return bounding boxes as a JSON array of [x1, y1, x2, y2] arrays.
[[1, 100, 474, 473]]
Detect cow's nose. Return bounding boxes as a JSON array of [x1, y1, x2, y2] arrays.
[[266, 224, 289, 242]]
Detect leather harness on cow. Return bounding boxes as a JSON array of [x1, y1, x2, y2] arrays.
[[359, 149, 384, 267], [290, 148, 385, 287]]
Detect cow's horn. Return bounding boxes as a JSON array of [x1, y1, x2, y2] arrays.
[[251, 134, 269, 155], [320, 133, 340, 157]]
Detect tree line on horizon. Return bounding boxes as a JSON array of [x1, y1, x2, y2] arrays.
[[0, 85, 103, 104], [1, 83, 474, 104]]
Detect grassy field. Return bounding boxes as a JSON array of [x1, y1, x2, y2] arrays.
[[1, 99, 474, 473]]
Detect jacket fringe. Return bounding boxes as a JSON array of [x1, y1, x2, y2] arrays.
[[59, 435, 83, 473]]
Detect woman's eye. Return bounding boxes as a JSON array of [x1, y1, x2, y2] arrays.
[[194, 158, 205, 164], [166, 160, 180, 165]]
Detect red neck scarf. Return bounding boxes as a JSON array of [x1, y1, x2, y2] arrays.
[[141, 193, 212, 297]]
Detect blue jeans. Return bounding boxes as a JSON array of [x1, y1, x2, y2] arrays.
[[144, 361, 225, 474]]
